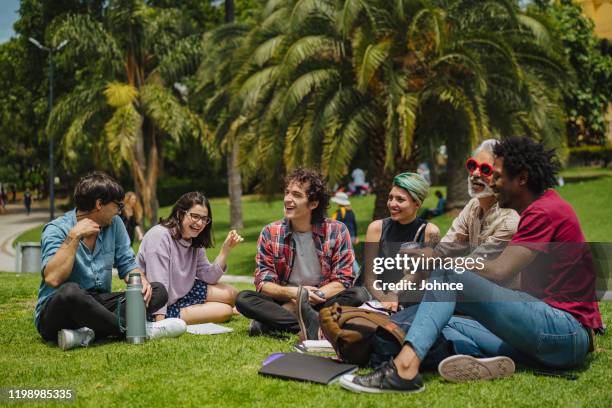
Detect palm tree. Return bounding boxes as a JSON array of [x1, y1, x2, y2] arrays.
[[47, 0, 205, 224], [235, 0, 568, 219]]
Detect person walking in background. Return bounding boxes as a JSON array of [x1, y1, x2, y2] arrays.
[[422, 190, 446, 219], [11, 184, 16, 203], [24, 190, 32, 215], [0, 184, 6, 212], [331, 191, 361, 275], [350, 168, 368, 196], [331, 192, 358, 245], [121, 191, 144, 245]]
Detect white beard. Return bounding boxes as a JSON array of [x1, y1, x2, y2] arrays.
[[468, 176, 495, 198]]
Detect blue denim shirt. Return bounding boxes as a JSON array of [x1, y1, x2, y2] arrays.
[[34, 209, 139, 328]]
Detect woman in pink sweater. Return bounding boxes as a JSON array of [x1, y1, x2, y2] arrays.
[[138, 192, 242, 324]]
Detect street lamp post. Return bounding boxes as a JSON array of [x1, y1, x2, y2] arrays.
[[28, 38, 68, 221]]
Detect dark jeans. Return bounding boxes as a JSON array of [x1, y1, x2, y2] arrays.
[[235, 286, 371, 332], [38, 281, 168, 342]]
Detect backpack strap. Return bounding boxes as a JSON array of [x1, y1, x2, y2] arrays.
[[415, 222, 428, 243], [332, 305, 405, 344]]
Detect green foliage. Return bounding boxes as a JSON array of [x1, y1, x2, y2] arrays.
[[211, 0, 569, 207], [535, 0, 612, 146], [569, 145, 612, 167]]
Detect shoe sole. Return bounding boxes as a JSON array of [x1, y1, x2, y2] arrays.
[[57, 330, 72, 351], [339, 375, 425, 394], [438, 355, 515, 383], [296, 287, 309, 340]]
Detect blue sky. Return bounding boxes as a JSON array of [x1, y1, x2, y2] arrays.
[[0, 0, 20, 43]]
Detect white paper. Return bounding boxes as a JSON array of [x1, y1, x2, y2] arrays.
[[301, 340, 333, 349], [186, 323, 234, 335]]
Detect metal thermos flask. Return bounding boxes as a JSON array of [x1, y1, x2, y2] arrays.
[[126, 272, 147, 344]]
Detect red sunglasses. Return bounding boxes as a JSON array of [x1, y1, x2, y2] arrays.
[[466, 158, 493, 177]]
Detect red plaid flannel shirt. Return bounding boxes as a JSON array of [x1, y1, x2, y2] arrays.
[[254, 218, 355, 291]]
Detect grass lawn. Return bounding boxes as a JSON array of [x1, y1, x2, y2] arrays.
[[3, 169, 612, 406], [0, 273, 610, 407]]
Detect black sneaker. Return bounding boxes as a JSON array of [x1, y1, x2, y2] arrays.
[[297, 286, 321, 340], [249, 320, 271, 336], [248, 320, 288, 339], [340, 359, 424, 393]]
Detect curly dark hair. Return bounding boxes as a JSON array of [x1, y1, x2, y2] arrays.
[[285, 168, 330, 223], [159, 191, 214, 248], [493, 137, 560, 195]]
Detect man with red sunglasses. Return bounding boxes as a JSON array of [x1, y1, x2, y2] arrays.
[[435, 140, 520, 280], [364, 139, 521, 373], [342, 137, 602, 393]]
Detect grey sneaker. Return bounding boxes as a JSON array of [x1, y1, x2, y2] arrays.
[[146, 318, 187, 340], [57, 327, 95, 351], [297, 286, 321, 340], [340, 359, 424, 393], [438, 355, 515, 383]]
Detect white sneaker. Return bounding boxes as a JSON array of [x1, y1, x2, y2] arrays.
[[57, 327, 95, 351], [438, 355, 515, 383], [146, 318, 187, 340]]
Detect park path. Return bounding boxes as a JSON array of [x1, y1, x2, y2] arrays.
[[0, 204, 54, 272]]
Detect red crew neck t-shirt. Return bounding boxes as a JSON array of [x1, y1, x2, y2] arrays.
[[510, 190, 602, 329]]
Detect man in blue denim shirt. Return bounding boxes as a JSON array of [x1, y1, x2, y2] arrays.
[[36, 172, 185, 350]]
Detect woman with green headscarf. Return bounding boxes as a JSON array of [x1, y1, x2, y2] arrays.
[[363, 172, 440, 312]]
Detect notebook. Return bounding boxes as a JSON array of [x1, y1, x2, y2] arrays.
[[186, 323, 234, 335], [293, 339, 335, 353], [259, 352, 357, 385]]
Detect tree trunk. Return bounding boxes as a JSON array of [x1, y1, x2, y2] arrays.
[[428, 137, 439, 186], [224, 2, 243, 229], [369, 131, 416, 221], [227, 141, 243, 229], [445, 135, 470, 210], [129, 124, 159, 227], [225, 0, 235, 23]]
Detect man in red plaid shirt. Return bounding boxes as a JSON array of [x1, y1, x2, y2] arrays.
[[236, 168, 369, 339]]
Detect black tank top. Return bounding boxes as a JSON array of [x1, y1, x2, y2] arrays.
[[378, 216, 427, 257], [377, 217, 428, 295]]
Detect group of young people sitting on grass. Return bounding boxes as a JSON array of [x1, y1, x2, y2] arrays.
[[35, 136, 603, 393]]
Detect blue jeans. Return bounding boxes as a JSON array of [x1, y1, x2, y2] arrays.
[[400, 268, 590, 370]]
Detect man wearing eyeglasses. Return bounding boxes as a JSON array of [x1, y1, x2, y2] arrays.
[[35, 172, 184, 350]]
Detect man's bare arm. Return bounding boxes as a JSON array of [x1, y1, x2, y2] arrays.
[[479, 245, 538, 283], [44, 219, 100, 288], [260, 282, 299, 302]]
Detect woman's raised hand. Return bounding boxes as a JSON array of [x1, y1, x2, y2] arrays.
[[222, 230, 244, 251]]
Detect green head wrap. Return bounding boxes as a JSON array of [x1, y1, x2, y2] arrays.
[[392, 172, 430, 204]]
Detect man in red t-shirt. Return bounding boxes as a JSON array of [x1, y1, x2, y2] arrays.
[[341, 137, 603, 394]]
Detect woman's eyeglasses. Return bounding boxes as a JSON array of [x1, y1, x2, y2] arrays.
[[466, 158, 493, 177], [186, 212, 211, 225]]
